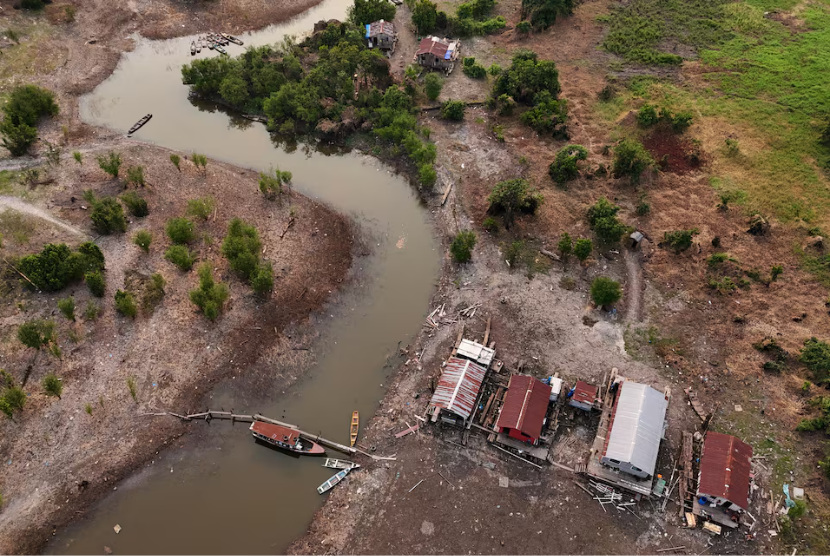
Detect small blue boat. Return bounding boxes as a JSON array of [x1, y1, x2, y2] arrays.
[[317, 468, 351, 494]]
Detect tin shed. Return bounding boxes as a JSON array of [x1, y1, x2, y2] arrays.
[[429, 356, 487, 421], [697, 432, 753, 511], [496, 375, 552, 443]]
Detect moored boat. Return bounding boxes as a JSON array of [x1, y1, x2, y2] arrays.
[[323, 458, 360, 470], [127, 114, 152, 136], [350, 410, 359, 447], [222, 32, 244, 46], [190, 41, 196, 56], [250, 421, 325, 455], [317, 468, 351, 494], [214, 44, 228, 55]]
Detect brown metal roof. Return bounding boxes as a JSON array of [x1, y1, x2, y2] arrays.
[[416, 36, 449, 58], [251, 421, 300, 443], [368, 20, 395, 37], [698, 431, 753, 510], [429, 356, 487, 420], [572, 380, 598, 405], [496, 375, 551, 440]]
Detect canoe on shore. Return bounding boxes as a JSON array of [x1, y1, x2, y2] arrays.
[[350, 410, 359, 447], [317, 468, 351, 494], [323, 458, 360, 470]]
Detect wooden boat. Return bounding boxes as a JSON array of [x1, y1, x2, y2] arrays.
[[190, 41, 196, 56], [350, 411, 359, 447], [195, 40, 202, 54], [221, 32, 244, 46], [323, 458, 360, 470], [250, 421, 325, 455], [127, 114, 152, 136], [214, 44, 228, 56], [317, 468, 351, 494]]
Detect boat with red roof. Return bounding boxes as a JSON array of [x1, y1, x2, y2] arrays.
[[249, 421, 325, 455]]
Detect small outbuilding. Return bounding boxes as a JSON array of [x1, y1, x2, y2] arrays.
[[546, 376, 563, 402], [366, 19, 397, 52], [414, 36, 460, 73], [569, 380, 598, 412], [456, 338, 495, 368], [428, 356, 487, 423], [697, 432, 753, 514], [496, 375, 552, 444], [599, 381, 669, 479]]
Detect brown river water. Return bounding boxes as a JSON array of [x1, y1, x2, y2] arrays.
[[46, 1, 440, 553]]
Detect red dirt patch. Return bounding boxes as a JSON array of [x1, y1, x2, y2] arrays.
[[642, 125, 704, 175]]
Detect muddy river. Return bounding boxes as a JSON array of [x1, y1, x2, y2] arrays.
[[47, 1, 440, 553]]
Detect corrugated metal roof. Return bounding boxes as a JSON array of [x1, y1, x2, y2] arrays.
[[457, 339, 495, 367], [698, 432, 753, 510], [429, 356, 487, 420], [368, 20, 395, 37], [602, 381, 668, 477], [416, 36, 450, 58], [550, 377, 563, 396], [572, 381, 598, 405], [497, 375, 551, 440]]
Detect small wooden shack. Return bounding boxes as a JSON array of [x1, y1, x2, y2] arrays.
[[414, 36, 461, 73], [366, 19, 397, 53]]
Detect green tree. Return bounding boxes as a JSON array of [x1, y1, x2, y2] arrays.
[[548, 144, 588, 184], [166, 217, 195, 244], [221, 218, 262, 280], [114, 290, 137, 318], [0, 120, 37, 156], [520, 0, 573, 30], [120, 191, 149, 217], [189, 263, 230, 321], [587, 197, 628, 243], [85, 270, 106, 297], [451, 230, 477, 263], [492, 50, 560, 105], [57, 297, 75, 321], [219, 75, 250, 107], [441, 99, 466, 121], [412, 0, 439, 34], [42, 373, 63, 399], [419, 164, 437, 188], [170, 153, 181, 171], [1, 385, 26, 419], [637, 103, 658, 127], [591, 276, 622, 307], [425, 73, 443, 101], [90, 196, 127, 234], [516, 20, 531, 34], [126, 165, 146, 187], [612, 139, 654, 185], [487, 178, 543, 228], [96, 152, 122, 178], [663, 229, 699, 253], [801, 338, 830, 383], [557, 232, 573, 259], [133, 230, 152, 252], [0, 84, 59, 156], [251, 262, 274, 297], [574, 237, 592, 262], [165, 245, 195, 271], [18, 319, 55, 350], [349, 0, 396, 26]]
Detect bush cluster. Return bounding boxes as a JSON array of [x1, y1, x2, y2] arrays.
[[451, 230, 477, 263], [587, 197, 629, 244], [0, 84, 59, 156], [487, 178, 543, 228], [462, 57, 487, 79], [190, 263, 230, 321], [548, 144, 588, 184], [663, 229, 699, 253], [221, 218, 274, 297], [166, 217, 195, 244], [120, 192, 149, 217], [441, 100, 466, 121], [612, 139, 655, 185], [19, 242, 105, 292], [258, 169, 292, 200], [165, 245, 195, 271], [520, 0, 573, 31]]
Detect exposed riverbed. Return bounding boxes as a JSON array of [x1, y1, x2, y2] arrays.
[[46, 1, 440, 553]]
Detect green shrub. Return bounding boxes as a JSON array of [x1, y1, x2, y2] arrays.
[[114, 290, 137, 318], [72, 151, 82, 164], [612, 139, 655, 185], [189, 263, 230, 321], [96, 152, 122, 178], [251, 262, 274, 297], [636, 199, 651, 216], [708, 276, 736, 294], [425, 73, 443, 101], [187, 197, 216, 220], [520, 92, 567, 136], [492, 50, 560, 105], [587, 197, 628, 243], [0, 84, 59, 156], [222, 218, 262, 280], [144, 273, 166, 310], [21, 0, 45, 9], [488, 64, 502, 76], [558, 232, 573, 259], [0, 385, 26, 420], [258, 168, 292, 199], [482, 217, 499, 233], [57, 297, 75, 321], [17, 319, 54, 350], [574, 238, 592, 262], [662, 229, 699, 253], [42, 373, 62, 399], [166, 217, 195, 244], [19, 242, 105, 291], [771, 265, 783, 282], [516, 20, 532, 34], [451, 230, 477, 263], [165, 245, 195, 271], [120, 192, 149, 217], [637, 104, 658, 127], [549, 145, 588, 184], [664, 109, 693, 133], [133, 230, 152, 252], [496, 94, 515, 116], [441, 100, 466, 121], [126, 165, 146, 187], [504, 240, 525, 268], [84, 300, 100, 321], [192, 153, 208, 172], [488, 178, 543, 228], [86, 194, 127, 234], [520, 0, 573, 30], [419, 163, 437, 188], [170, 154, 181, 171], [591, 276, 622, 307], [462, 58, 487, 79], [707, 252, 729, 267], [801, 337, 830, 384], [127, 376, 137, 402], [85, 270, 106, 297]]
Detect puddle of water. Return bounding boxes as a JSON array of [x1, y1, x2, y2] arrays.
[[47, 1, 440, 553]]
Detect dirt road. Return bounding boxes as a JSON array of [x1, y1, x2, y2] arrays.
[[0, 195, 87, 237]]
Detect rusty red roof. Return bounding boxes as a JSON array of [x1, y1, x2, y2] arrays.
[[496, 375, 551, 440], [368, 20, 395, 37], [429, 356, 487, 420], [416, 36, 450, 58], [250, 421, 300, 443], [572, 380, 598, 405], [698, 432, 753, 510]]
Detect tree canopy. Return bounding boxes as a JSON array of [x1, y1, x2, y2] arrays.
[[349, 0, 396, 26], [492, 50, 561, 105]]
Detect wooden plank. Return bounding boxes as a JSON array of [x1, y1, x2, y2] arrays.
[[491, 444, 543, 469], [440, 180, 453, 206], [483, 316, 492, 345], [394, 424, 419, 438], [479, 393, 495, 425], [451, 324, 465, 357]]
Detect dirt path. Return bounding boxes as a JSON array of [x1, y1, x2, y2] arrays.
[[624, 249, 644, 322], [0, 195, 88, 237]]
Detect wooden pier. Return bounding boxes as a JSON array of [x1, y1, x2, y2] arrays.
[[141, 410, 396, 461]]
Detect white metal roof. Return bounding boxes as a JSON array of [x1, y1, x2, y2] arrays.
[[550, 377, 563, 396], [604, 381, 668, 476], [457, 339, 495, 367]]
